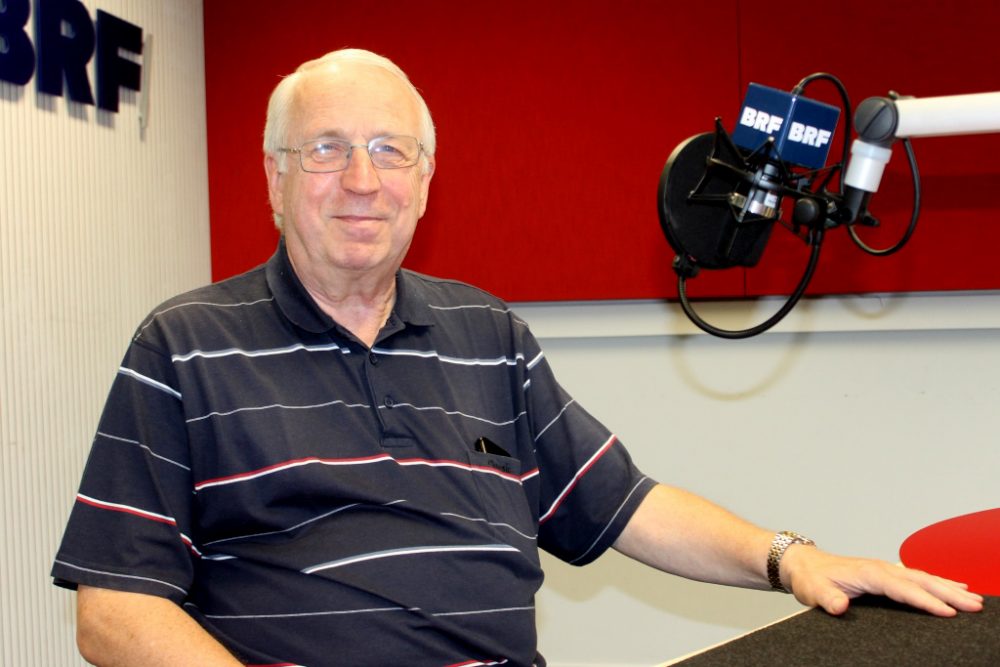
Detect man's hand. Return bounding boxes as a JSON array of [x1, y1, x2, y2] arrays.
[[615, 484, 984, 618], [780, 545, 985, 617]]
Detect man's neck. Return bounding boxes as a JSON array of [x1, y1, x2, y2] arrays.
[[309, 285, 396, 348], [287, 253, 398, 348]]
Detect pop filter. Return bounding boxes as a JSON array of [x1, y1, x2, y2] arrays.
[[655, 120, 826, 339], [657, 126, 777, 273]]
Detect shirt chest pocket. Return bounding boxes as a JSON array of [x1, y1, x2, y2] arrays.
[[465, 450, 537, 545]]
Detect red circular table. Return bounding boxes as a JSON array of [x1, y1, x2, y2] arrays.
[[900, 508, 1000, 596]]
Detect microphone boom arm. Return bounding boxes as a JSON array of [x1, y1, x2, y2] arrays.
[[843, 91, 1000, 223]]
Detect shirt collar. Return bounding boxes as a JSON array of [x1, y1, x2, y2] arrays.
[[265, 238, 334, 333], [265, 238, 435, 333], [393, 269, 436, 328]]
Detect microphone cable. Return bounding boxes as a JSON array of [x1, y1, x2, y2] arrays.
[[676, 227, 824, 339]]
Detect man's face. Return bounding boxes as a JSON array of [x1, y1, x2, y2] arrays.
[[266, 64, 434, 286]]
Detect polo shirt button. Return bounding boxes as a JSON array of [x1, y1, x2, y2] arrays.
[[384, 395, 395, 407], [369, 352, 378, 365]]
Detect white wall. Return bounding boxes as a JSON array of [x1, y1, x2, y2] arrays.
[[524, 295, 1000, 666], [0, 1, 209, 664]]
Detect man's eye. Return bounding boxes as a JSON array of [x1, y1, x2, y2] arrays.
[[310, 142, 348, 160], [371, 142, 403, 156]]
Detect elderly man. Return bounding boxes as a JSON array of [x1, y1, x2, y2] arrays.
[[53, 49, 981, 667]]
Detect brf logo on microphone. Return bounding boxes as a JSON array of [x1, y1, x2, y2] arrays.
[[732, 83, 840, 169]]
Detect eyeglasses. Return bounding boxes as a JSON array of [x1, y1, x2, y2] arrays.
[[278, 136, 424, 173]]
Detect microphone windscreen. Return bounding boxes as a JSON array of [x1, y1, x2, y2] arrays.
[[658, 131, 775, 269]]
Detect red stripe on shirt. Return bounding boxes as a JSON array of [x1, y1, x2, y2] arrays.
[[76, 494, 177, 526], [196, 453, 529, 491], [538, 435, 617, 524], [195, 454, 393, 490]]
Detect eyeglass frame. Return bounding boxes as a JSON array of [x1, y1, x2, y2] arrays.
[[277, 135, 426, 174]]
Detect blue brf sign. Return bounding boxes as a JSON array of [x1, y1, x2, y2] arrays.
[[0, 0, 142, 113], [731, 83, 840, 169]]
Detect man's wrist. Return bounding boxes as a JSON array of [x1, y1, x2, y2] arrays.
[[767, 530, 816, 592]]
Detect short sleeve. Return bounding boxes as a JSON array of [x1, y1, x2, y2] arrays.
[[51, 333, 197, 603], [519, 329, 657, 565]]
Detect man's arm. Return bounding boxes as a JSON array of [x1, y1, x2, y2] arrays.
[[613, 483, 984, 616], [76, 585, 244, 666]]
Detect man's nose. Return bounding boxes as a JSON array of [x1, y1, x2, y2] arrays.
[[339, 146, 381, 194]]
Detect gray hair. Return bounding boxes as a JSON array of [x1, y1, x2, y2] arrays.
[[263, 48, 436, 175]]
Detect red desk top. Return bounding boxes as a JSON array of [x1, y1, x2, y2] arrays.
[[900, 508, 1000, 596]]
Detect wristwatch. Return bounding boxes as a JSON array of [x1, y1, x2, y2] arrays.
[[767, 530, 816, 592]]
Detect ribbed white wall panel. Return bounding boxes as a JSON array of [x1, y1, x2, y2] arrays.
[[0, 1, 209, 663]]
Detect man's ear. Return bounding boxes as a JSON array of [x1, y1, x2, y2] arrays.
[[417, 155, 436, 218], [264, 154, 285, 217]]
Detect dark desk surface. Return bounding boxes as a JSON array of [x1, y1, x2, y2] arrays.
[[673, 595, 999, 666]]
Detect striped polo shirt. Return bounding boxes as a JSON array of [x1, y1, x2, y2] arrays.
[[52, 241, 656, 667]]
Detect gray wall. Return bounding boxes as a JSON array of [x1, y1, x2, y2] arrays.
[[524, 297, 1000, 665]]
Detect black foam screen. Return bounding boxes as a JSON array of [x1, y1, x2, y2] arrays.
[[657, 131, 776, 270]]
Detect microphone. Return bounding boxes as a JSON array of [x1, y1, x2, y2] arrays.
[[657, 74, 1000, 339], [658, 83, 841, 276], [657, 77, 846, 338]]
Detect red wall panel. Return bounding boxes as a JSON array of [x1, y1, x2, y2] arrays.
[[204, 1, 1000, 302]]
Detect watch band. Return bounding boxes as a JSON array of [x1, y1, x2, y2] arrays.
[[767, 530, 816, 592]]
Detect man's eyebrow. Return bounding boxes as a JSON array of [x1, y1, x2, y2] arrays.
[[307, 129, 349, 141], [307, 129, 400, 142]]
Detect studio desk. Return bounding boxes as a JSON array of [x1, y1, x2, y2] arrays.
[[662, 508, 1000, 665], [661, 595, 999, 666]]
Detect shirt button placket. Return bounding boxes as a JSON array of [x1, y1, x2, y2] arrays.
[[370, 353, 392, 406], [361, 348, 388, 433]]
